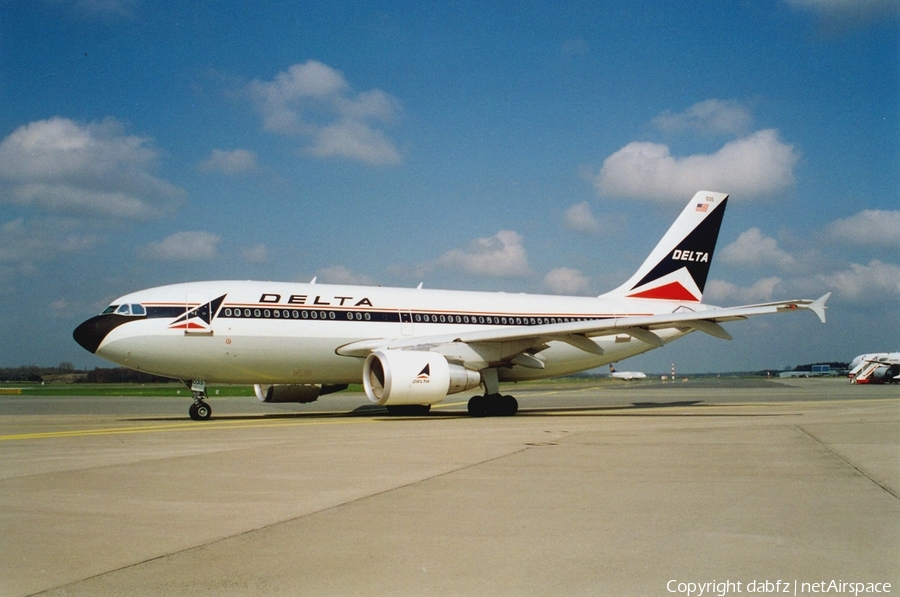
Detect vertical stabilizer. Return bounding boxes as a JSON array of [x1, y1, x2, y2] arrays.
[[600, 191, 728, 302]]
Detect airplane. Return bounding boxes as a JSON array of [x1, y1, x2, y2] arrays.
[[847, 352, 900, 384], [73, 191, 831, 420], [608, 364, 647, 380]]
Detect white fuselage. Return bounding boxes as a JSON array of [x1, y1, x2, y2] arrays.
[[95, 280, 701, 384]]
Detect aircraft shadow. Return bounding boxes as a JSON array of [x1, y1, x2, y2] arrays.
[[127, 400, 790, 423]]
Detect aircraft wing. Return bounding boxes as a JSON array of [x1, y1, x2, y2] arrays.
[[337, 293, 831, 361]]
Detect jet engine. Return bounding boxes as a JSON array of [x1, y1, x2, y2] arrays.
[[363, 350, 481, 406], [254, 383, 348, 403], [870, 365, 900, 383]]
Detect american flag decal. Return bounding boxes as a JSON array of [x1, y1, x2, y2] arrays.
[[695, 203, 709, 212]]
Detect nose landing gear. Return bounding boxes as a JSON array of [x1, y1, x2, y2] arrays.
[[185, 379, 212, 421]]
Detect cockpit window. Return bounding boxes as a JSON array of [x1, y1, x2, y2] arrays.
[[103, 303, 146, 316]]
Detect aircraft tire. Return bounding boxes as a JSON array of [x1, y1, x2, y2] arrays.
[[467, 395, 487, 417], [191, 402, 211, 420], [468, 395, 517, 417], [486, 394, 518, 416]]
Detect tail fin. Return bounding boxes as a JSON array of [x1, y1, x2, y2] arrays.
[[600, 191, 728, 303]]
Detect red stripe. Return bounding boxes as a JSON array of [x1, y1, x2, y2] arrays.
[[627, 281, 699, 301]]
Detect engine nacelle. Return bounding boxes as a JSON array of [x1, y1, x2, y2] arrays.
[[254, 383, 348, 403], [363, 350, 481, 406], [871, 365, 900, 382]]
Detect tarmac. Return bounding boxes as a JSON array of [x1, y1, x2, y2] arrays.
[[1, 377, 897, 597]]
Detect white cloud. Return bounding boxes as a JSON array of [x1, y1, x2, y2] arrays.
[[594, 129, 799, 202], [308, 120, 400, 164], [817, 260, 900, 302], [651, 99, 753, 136], [49, 298, 74, 318], [719, 228, 796, 269], [139, 231, 220, 261], [704, 277, 783, 304], [435, 230, 532, 277], [0, 217, 101, 268], [563, 202, 603, 234], [825, 210, 900, 247], [784, 0, 899, 27], [316, 265, 377, 286], [248, 61, 402, 165], [0, 117, 183, 219], [241, 244, 268, 264], [199, 149, 258, 174], [544, 267, 590, 294]]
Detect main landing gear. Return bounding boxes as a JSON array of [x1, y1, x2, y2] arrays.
[[467, 394, 518, 417], [185, 379, 212, 421], [467, 368, 518, 417]]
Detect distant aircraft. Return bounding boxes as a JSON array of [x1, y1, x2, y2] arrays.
[[848, 352, 900, 384], [73, 191, 830, 420], [609, 364, 647, 380]]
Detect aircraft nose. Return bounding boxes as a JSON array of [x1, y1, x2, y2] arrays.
[[73, 315, 123, 354]]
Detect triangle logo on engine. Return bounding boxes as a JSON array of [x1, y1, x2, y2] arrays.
[[417, 364, 430, 379]]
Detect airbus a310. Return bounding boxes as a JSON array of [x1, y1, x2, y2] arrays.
[[74, 191, 830, 420]]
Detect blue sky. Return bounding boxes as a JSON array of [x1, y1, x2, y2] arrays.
[[1, 0, 898, 373]]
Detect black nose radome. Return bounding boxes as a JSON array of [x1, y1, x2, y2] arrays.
[[73, 314, 128, 354]]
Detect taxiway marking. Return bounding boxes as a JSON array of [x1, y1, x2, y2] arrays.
[[0, 416, 378, 442]]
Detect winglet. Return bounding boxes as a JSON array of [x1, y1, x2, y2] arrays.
[[804, 292, 831, 324]]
